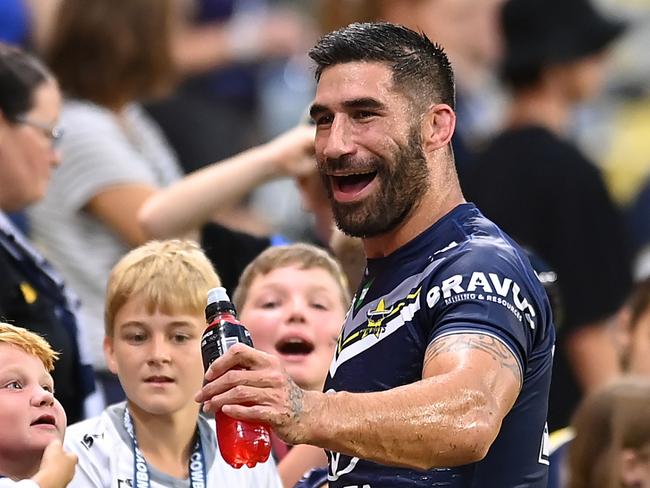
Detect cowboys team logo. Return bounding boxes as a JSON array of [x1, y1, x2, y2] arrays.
[[330, 288, 421, 375], [364, 299, 393, 338]]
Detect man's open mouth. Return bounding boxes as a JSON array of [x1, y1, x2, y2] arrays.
[[331, 171, 377, 197]]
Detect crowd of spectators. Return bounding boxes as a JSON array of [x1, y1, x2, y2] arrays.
[[1, 0, 650, 487]]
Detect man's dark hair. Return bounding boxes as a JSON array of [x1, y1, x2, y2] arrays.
[[0, 43, 52, 121], [309, 22, 455, 112]]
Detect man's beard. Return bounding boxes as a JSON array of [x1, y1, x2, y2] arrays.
[[321, 128, 430, 238]]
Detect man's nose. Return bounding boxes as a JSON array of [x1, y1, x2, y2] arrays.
[[321, 116, 356, 161]]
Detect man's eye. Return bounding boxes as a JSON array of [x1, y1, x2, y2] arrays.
[[311, 302, 329, 310], [355, 111, 376, 119], [42, 385, 54, 393], [315, 114, 333, 126], [261, 301, 279, 309]]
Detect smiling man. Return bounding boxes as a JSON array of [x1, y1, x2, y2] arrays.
[[197, 22, 555, 487]]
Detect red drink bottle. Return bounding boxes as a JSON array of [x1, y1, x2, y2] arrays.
[[201, 287, 272, 468]]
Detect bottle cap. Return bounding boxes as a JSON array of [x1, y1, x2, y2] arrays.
[[207, 287, 230, 306]]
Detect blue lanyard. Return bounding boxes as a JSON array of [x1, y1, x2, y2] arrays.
[[123, 408, 207, 488]]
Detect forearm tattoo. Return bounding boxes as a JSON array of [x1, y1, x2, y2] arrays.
[[423, 333, 522, 387], [288, 377, 304, 417]]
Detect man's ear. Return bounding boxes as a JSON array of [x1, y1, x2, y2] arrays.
[[421, 103, 456, 154], [103, 336, 119, 375]]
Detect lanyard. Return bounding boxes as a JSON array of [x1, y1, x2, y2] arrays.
[[123, 408, 207, 488]]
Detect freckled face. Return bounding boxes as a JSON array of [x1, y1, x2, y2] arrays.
[[0, 344, 66, 458]]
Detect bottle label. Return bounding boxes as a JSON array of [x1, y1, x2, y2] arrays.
[[201, 320, 253, 371]]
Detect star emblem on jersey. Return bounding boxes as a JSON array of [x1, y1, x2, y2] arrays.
[[330, 288, 422, 376]]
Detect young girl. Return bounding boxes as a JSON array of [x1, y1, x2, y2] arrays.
[[63, 240, 282, 487]]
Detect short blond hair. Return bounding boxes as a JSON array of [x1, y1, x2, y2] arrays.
[[105, 240, 221, 337], [233, 243, 351, 312], [0, 322, 59, 372]]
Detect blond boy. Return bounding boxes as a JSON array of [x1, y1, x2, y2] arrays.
[[63, 240, 282, 487], [0, 322, 77, 488]]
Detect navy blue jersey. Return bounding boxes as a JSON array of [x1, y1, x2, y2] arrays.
[[324, 203, 554, 488]]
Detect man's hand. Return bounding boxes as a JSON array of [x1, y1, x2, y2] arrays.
[[32, 440, 78, 488], [195, 343, 314, 445]]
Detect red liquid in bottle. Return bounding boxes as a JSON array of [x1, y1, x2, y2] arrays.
[[201, 287, 272, 468]]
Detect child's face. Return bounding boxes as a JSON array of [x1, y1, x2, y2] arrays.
[[240, 265, 346, 391], [0, 344, 66, 456], [104, 294, 205, 418]]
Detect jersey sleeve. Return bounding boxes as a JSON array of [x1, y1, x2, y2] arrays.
[[0, 481, 39, 487], [424, 244, 548, 373]]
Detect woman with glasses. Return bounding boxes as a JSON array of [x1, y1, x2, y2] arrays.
[[0, 42, 96, 424], [27, 0, 183, 404]]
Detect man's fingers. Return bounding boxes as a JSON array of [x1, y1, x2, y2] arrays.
[[221, 403, 272, 422], [197, 357, 283, 404], [203, 343, 268, 381], [200, 381, 286, 414]]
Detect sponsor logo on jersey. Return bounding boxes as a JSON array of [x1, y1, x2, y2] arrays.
[[426, 271, 537, 330]]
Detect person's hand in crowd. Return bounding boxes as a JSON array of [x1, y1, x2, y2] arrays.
[[32, 440, 78, 488], [264, 124, 316, 179]]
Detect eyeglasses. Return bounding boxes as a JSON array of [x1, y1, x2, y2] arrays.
[[14, 115, 64, 145]]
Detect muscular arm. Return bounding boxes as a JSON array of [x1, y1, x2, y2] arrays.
[[198, 333, 521, 470]]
